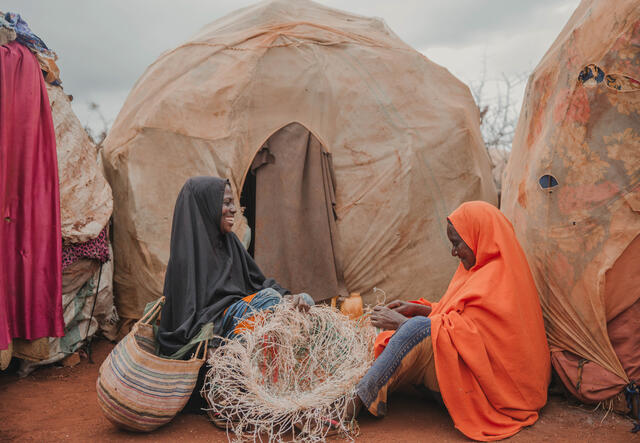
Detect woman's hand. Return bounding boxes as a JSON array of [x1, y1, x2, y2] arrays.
[[370, 306, 409, 330], [385, 300, 431, 317], [284, 293, 310, 313]]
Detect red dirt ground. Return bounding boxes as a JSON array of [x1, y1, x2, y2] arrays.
[[0, 339, 635, 442]]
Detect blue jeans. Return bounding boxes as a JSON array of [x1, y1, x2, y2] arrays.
[[356, 316, 433, 416]]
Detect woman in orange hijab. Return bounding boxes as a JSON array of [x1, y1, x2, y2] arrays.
[[354, 201, 550, 441]]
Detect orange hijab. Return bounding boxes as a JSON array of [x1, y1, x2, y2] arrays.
[[429, 201, 550, 440]]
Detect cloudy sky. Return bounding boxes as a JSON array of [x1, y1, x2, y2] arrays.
[[3, 0, 580, 134]]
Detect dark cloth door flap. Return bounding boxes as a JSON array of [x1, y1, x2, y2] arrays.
[[253, 123, 346, 302]]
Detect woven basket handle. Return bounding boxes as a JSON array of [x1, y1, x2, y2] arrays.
[[192, 339, 209, 361], [139, 297, 165, 325]]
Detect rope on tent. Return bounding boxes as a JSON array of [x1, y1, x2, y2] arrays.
[[202, 301, 376, 442], [84, 261, 103, 364], [372, 286, 387, 306]]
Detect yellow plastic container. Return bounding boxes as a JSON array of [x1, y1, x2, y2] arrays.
[[340, 292, 363, 321]]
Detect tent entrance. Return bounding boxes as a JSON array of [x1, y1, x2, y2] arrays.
[[240, 122, 346, 302]]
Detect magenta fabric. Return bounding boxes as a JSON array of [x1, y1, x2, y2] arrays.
[[0, 42, 64, 350]]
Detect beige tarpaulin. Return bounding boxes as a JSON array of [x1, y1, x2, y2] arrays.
[[47, 85, 113, 244], [502, 0, 640, 403], [102, 0, 497, 319]]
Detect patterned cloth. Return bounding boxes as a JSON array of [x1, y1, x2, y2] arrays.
[[0, 12, 56, 58], [221, 289, 314, 339], [0, 12, 61, 85], [62, 226, 110, 269]]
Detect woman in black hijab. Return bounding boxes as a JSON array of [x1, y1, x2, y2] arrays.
[[157, 176, 311, 358]]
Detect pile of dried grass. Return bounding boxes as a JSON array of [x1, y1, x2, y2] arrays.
[[202, 302, 376, 442]]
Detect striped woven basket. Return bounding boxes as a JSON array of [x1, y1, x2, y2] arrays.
[[96, 297, 207, 432]]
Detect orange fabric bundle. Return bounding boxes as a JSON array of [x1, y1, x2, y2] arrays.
[[374, 201, 550, 440]]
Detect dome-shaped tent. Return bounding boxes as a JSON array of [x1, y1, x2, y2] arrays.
[[102, 0, 497, 320], [502, 0, 640, 405]]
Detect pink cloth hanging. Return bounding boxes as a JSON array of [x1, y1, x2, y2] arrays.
[[0, 42, 63, 349]]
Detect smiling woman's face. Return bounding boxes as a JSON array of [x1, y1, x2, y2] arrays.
[[220, 184, 236, 234], [447, 220, 476, 270]]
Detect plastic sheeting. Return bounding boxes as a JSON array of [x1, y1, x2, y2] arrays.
[[502, 0, 640, 403], [47, 84, 112, 244], [102, 0, 497, 319], [12, 256, 117, 376]]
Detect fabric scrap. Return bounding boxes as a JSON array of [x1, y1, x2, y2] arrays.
[[0, 26, 16, 46], [62, 225, 110, 269], [36, 52, 61, 85], [1, 12, 56, 58]]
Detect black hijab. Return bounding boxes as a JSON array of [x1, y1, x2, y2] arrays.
[[157, 176, 288, 356]]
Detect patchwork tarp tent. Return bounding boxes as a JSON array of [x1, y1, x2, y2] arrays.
[[10, 84, 117, 374], [502, 0, 640, 406], [0, 13, 116, 370], [102, 0, 497, 320]]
